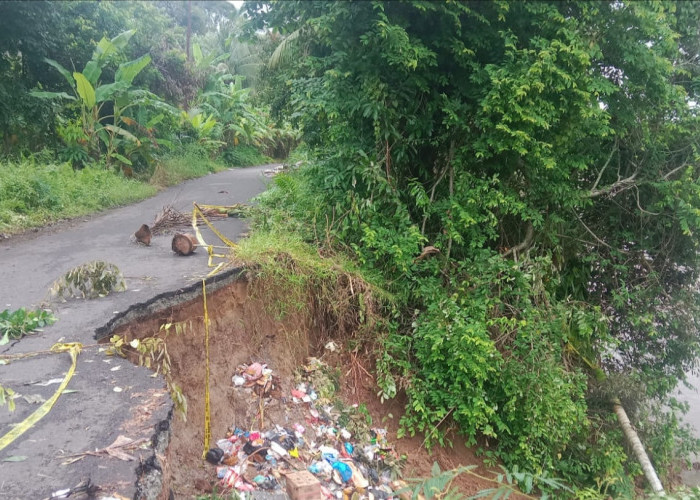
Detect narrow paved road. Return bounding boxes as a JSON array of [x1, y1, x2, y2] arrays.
[[0, 166, 271, 499]]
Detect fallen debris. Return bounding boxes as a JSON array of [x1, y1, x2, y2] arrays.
[[45, 478, 100, 500], [171, 233, 198, 256], [151, 205, 191, 235], [60, 435, 149, 464], [134, 224, 152, 246], [263, 165, 286, 178]]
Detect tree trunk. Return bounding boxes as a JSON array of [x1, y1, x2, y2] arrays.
[[172, 233, 197, 256], [134, 224, 152, 246], [186, 0, 192, 62], [612, 399, 665, 495]]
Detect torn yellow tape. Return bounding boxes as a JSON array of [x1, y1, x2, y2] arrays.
[[192, 203, 237, 276], [193, 203, 237, 248], [0, 343, 82, 452]]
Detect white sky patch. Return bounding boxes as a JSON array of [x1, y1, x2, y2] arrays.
[[229, 0, 244, 9]]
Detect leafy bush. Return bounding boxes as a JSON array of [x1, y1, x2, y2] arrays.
[[50, 261, 126, 300], [221, 145, 271, 167], [247, 1, 700, 492], [0, 307, 56, 345]]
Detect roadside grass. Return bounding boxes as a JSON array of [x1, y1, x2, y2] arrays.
[[0, 144, 232, 235], [0, 160, 157, 234], [231, 229, 389, 334], [149, 145, 227, 188]]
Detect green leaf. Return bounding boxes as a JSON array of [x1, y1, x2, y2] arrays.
[[95, 82, 129, 103], [73, 72, 96, 109], [111, 29, 136, 51], [94, 37, 117, 61], [193, 43, 203, 65], [115, 54, 151, 85], [43, 58, 75, 88], [146, 113, 164, 128], [110, 152, 132, 166], [103, 124, 140, 144], [83, 60, 102, 86], [2, 456, 27, 462]]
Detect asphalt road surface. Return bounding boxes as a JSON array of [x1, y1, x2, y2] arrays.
[[0, 165, 272, 499]]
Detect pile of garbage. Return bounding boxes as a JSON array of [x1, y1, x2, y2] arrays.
[[205, 359, 403, 499]]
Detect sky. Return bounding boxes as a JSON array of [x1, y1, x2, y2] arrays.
[[229, 0, 244, 9]]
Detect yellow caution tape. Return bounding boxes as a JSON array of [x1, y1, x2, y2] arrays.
[[193, 203, 237, 248], [0, 342, 82, 452], [191, 203, 237, 277], [201, 279, 212, 459]]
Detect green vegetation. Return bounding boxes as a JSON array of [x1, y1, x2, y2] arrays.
[[244, 0, 700, 496], [0, 1, 295, 235], [50, 261, 126, 300], [3, 0, 700, 497], [0, 307, 56, 345], [0, 158, 156, 233], [0, 384, 16, 412]]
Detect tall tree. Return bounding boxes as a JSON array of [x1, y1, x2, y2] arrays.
[[248, 0, 700, 492]]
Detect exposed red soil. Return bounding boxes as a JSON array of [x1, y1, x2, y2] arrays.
[[109, 277, 526, 499]]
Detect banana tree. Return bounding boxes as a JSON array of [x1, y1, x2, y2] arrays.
[[31, 30, 175, 168]]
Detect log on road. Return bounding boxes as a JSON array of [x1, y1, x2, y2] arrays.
[[171, 233, 197, 256]]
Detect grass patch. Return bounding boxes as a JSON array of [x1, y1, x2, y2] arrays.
[[231, 230, 388, 341], [0, 159, 156, 234], [221, 144, 273, 167], [150, 145, 227, 188]]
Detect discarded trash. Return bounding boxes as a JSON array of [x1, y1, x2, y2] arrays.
[[287, 470, 321, 500], [206, 447, 225, 465], [332, 461, 352, 483], [232, 362, 279, 397], [207, 358, 401, 499]]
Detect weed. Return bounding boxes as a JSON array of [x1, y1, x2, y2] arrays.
[[0, 307, 56, 345], [0, 384, 16, 412], [107, 320, 193, 420], [195, 489, 241, 500], [50, 261, 126, 300], [232, 230, 387, 345], [399, 462, 574, 500]]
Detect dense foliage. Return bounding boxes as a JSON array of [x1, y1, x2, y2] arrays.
[[0, 1, 292, 166], [246, 0, 700, 494], [0, 1, 296, 234]]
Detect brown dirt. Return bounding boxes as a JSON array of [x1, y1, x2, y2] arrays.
[[108, 277, 526, 499]]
